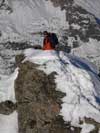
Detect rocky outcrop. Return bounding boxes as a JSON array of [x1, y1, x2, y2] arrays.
[[15, 55, 81, 133], [0, 0, 12, 13], [49, 0, 100, 42], [0, 100, 16, 115]]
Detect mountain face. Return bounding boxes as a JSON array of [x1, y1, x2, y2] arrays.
[[0, 0, 100, 133], [15, 57, 72, 133], [50, 0, 100, 41], [14, 49, 100, 133], [0, 0, 67, 76], [75, 0, 100, 18], [49, 0, 100, 70], [0, 0, 100, 42], [0, 0, 100, 74]]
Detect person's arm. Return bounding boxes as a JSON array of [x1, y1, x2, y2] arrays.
[[29, 31, 43, 36]]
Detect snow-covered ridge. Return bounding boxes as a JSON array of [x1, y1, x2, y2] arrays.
[[24, 49, 100, 132]]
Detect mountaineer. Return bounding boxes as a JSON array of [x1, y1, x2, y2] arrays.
[[43, 31, 58, 50]]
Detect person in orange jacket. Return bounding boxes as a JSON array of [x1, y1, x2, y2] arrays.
[[43, 31, 58, 50]]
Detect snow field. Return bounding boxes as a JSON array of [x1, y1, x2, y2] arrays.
[[24, 49, 100, 132]]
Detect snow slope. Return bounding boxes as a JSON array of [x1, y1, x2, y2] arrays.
[[24, 49, 100, 132], [0, 0, 66, 43], [75, 0, 100, 18], [0, 111, 18, 133]]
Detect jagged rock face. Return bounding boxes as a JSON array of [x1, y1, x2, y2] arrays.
[[49, 0, 100, 42], [0, 42, 32, 75], [0, 39, 42, 75], [0, 0, 12, 13], [67, 5, 100, 42], [15, 56, 81, 133]]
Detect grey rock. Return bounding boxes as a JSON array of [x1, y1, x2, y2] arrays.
[[0, 100, 16, 115]]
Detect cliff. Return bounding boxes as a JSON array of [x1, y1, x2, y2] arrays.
[[0, 49, 100, 132], [15, 54, 81, 133]]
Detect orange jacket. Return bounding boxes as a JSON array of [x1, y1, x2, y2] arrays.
[[43, 37, 55, 50]]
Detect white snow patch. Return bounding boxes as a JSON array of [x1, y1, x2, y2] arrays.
[[71, 23, 81, 30], [24, 48, 59, 64], [81, 123, 95, 133], [0, 111, 18, 133], [0, 68, 18, 102], [44, 0, 67, 31]]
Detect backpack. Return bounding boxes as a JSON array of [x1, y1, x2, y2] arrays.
[[95, 17, 100, 25], [50, 33, 59, 48]]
